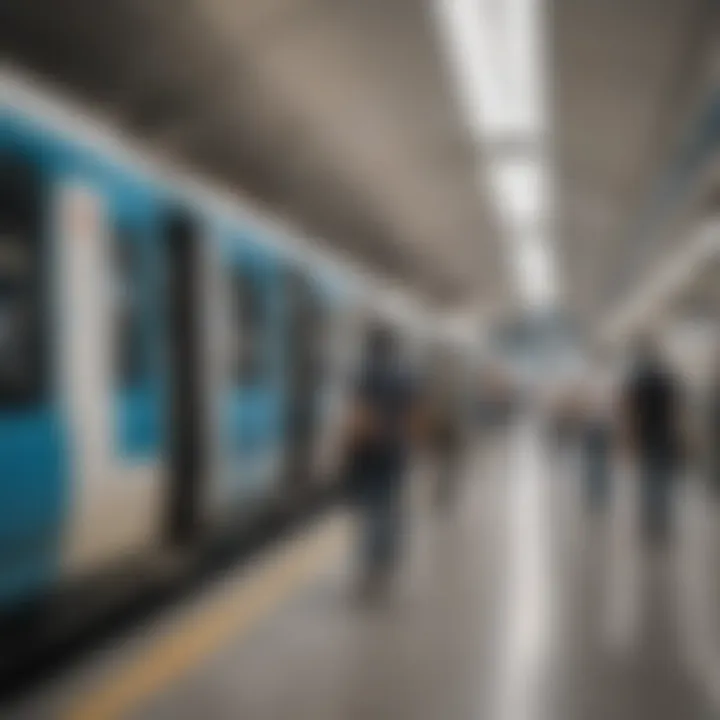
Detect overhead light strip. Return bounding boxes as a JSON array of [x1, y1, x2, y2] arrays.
[[432, 0, 558, 309]]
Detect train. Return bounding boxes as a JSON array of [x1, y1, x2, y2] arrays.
[[0, 70, 465, 620]]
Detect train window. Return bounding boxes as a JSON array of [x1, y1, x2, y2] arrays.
[[230, 271, 267, 386], [113, 227, 147, 388], [0, 157, 45, 407]]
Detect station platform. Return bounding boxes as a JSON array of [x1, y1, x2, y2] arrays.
[[8, 418, 720, 720]]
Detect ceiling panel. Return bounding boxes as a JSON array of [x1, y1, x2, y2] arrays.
[[553, 0, 718, 323], [1, 0, 716, 319]]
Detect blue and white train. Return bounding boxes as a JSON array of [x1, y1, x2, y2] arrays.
[[0, 70, 440, 617]]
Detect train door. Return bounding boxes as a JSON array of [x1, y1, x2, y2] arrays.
[[225, 260, 280, 504], [163, 210, 205, 546], [59, 182, 168, 575], [0, 152, 67, 606], [204, 246, 285, 523], [283, 269, 323, 495]]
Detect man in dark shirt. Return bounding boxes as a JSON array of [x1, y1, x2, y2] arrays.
[[622, 337, 682, 544], [346, 323, 420, 595]]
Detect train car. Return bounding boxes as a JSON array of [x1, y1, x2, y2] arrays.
[[0, 72, 368, 617], [0, 70, 454, 626]]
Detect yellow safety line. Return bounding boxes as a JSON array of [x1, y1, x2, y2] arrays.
[[66, 516, 349, 720]]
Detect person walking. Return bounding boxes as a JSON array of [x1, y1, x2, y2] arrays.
[[344, 324, 421, 597], [621, 336, 683, 546]]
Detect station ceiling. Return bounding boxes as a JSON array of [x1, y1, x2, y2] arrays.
[[1, 0, 718, 324]]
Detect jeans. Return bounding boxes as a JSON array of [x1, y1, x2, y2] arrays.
[[640, 455, 675, 544], [358, 480, 403, 576], [584, 426, 610, 511]]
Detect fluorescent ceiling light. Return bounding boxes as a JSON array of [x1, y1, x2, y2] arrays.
[[502, 0, 544, 133], [492, 159, 546, 230], [432, 0, 542, 140], [432, 0, 556, 310], [512, 235, 557, 308]]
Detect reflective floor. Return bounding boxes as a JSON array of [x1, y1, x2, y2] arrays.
[[10, 417, 720, 719]]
